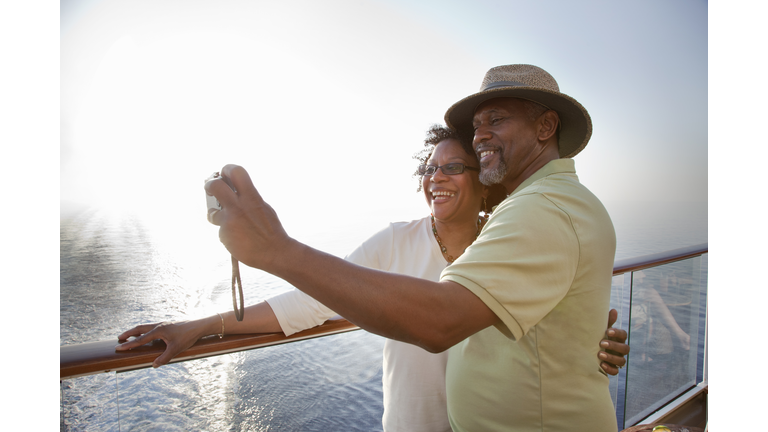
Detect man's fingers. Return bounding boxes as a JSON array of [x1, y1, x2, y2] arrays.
[[221, 164, 258, 198], [203, 164, 289, 269], [606, 328, 628, 344], [600, 361, 619, 376], [204, 165, 264, 226], [601, 339, 630, 356], [205, 176, 238, 210], [207, 208, 222, 226], [598, 350, 627, 368]]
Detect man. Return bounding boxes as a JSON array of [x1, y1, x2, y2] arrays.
[[439, 64, 617, 430], [206, 64, 620, 431]]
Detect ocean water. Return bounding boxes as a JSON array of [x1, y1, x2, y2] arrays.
[[60, 199, 707, 431]]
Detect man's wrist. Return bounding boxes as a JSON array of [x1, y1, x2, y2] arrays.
[[264, 237, 304, 274]]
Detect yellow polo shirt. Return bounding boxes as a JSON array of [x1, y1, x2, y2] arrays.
[[441, 158, 617, 431]]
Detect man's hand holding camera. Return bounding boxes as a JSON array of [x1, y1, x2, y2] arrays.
[[205, 164, 294, 272]]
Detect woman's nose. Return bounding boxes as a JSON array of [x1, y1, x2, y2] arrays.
[[430, 167, 448, 182]]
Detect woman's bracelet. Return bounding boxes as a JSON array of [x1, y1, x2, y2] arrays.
[[216, 312, 225, 338]]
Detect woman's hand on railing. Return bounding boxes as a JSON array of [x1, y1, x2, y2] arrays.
[[115, 317, 216, 368], [599, 308, 630, 375], [114, 303, 283, 368]]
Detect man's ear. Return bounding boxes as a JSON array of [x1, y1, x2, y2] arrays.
[[537, 110, 559, 142]]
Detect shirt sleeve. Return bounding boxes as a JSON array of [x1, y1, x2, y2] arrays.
[[266, 223, 396, 336], [266, 289, 339, 337], [441, 192, 579, 340]]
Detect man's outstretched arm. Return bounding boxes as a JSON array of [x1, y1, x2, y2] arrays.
[[206, 164, 498, 353], [206, 164, 631, 366]]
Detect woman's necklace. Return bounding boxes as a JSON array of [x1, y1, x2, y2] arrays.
[[431, 214, 487, 263]]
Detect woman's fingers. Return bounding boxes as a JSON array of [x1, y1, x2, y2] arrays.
[[150, 324, 200, 367], [151, 340, 187, 368], [117, 323, 160, 339], [115, 323, 163, 351], [115, 324, 172, 367], [115, 321, 202, 368], [116, 323, 161, 346]]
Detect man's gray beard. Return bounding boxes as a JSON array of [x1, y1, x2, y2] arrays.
[[479, 161, 507, 186]]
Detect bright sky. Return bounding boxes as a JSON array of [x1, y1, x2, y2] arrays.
[[59, 0, 708, 241]]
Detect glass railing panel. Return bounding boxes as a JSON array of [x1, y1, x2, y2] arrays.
[[696, 253, 708, 385], [609, 272, 630, 428], [61, 372, 120, 432], [607, 273, 625, 404], [113, 329, 385, 431], [623, 255, 705, 427]]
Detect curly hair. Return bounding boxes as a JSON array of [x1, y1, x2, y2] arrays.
[[412, 124, 507, 211], [412, 125, 471, 188]]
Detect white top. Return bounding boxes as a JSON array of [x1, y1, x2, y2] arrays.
[[267, 216, 452, 432]]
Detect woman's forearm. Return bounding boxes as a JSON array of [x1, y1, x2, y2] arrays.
[[215, 301, 283, 335]]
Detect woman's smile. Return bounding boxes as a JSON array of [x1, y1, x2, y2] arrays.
[[431, 189, 456, 202], [421, 138, 488, 224]]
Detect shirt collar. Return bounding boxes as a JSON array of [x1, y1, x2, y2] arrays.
[[510, 158, 576, 196]]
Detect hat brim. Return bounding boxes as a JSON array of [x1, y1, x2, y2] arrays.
[[444, 87, 592, 158]]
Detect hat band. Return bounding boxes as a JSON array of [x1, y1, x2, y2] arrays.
[[476, 81, 553, 112], [481, 80, 527, 91]]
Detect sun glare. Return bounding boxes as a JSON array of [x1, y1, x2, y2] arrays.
[[62, 0, 483, 246]]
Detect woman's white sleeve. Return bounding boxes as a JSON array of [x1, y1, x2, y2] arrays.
[[265, 223, 394, 336], [266, 289, 339, 336]]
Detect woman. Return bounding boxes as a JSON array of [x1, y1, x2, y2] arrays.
[[117, 125, 628, 432]]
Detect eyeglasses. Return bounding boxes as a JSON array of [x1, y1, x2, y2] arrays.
[[418, 163, 480, 176]]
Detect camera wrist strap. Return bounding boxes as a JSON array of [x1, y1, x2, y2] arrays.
[[231, 256, 245, 321]]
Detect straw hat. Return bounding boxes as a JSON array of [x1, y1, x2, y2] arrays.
[[444, 64, 592, 158]]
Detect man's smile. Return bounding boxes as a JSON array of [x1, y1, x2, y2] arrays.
[[479, 149, 497, 162], [476, 144, 501, 165]]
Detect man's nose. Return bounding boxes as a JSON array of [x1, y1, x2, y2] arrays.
[[473, 124, 491, 147]]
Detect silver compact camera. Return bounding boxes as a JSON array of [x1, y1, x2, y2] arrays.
[[205, 171, 246, 321], [205, 172, 236, 211]]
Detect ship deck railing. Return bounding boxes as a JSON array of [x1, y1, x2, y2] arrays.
[[61, 243, 708, 430]]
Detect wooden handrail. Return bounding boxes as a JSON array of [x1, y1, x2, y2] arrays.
[[61, 319, 359, 380], [612, 243, 707, 275], [61, 243, 707, 380]]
